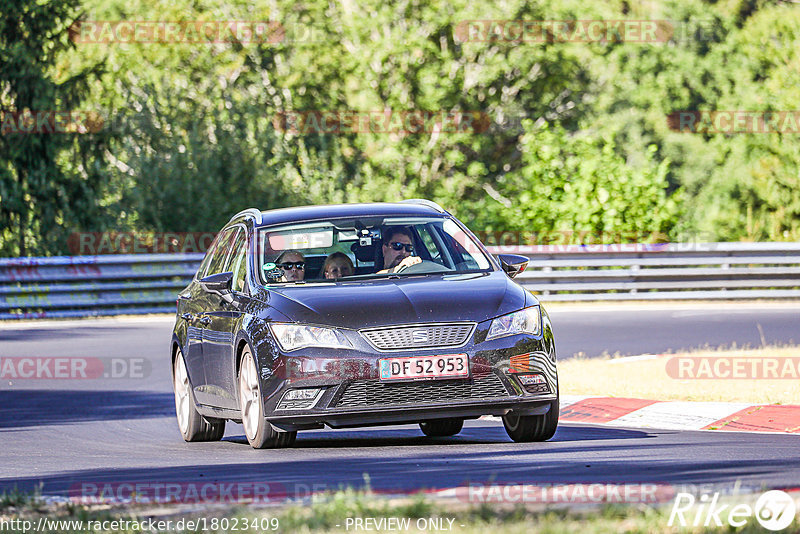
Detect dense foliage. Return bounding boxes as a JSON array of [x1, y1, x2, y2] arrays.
[[1, 0, 798, 256]]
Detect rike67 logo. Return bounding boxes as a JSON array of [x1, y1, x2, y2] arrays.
[[669, 490, 796, 531]]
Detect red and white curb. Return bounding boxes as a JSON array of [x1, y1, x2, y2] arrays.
[[481, 396, 800, 434], [557, 395, 800, 434]]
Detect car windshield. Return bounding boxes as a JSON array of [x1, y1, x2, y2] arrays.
[[256, 216, 493, 284]]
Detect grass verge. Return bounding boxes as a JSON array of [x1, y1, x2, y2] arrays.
[[2, 487, 798, 533]]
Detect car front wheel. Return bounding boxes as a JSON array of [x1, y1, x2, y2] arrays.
[[502, 398, 559, 442], [173, 347, 225, 442], [238, 346, 296, 449]]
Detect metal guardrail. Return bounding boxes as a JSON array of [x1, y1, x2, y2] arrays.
[[0, 254, 203, 319], [510, 241, 800, 301], [1, 243, 799, 318]]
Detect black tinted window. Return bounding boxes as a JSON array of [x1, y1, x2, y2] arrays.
[[228, 229, 248, 291], [206, 228, 239, 276], [197, 232, 222, 278]]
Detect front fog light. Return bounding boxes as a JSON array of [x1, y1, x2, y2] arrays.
[[515, 373, 550, 394], [277, 387, 324, 410], [284, 388, 321, 401], [517, 374, 546, 385]]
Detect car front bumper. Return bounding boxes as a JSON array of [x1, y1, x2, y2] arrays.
[[267, 394, 558, 430], [250, 326, 558, 431]]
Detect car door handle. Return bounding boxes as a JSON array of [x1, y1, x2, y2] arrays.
[[197, 316, 212, 326]]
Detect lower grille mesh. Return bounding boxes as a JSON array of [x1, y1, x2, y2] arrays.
[[333, 373, 509, 408]]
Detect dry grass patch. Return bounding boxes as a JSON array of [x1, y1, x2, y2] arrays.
[[560, 346, 800, 404]]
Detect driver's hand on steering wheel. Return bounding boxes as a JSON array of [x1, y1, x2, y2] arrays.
[[391, 256, 422, 273]]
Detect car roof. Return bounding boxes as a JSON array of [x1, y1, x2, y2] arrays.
[[233, 202, 449, 228]]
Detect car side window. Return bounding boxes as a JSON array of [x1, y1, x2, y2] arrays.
[[205, 228, 239, 276], [197, 243, 218, 279], [197, 231, 225, 279], [443, 231, 480, 269], [416, 226, 443, 264], [228, 229, 248, 292]]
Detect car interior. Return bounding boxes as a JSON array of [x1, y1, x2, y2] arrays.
[[260, 217, 488, 283], [268, 225, 422, 280]]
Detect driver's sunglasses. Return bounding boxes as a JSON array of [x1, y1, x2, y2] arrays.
[[278, 262, 305, 270], [388, 242, 414, 252]]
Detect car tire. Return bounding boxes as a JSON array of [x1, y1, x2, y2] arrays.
[[173, 347, 225, 442], [419, 418, 464, 437], [238, 346, 297, 449], [502, 398, 559, 443]]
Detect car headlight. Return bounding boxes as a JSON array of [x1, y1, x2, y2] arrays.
[[486, 306, 541, 340], [269, 323, 352, 352]]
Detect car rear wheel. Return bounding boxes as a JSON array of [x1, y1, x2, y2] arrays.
[[502, 399, 559, 442], [419, 418, 463, 437], [238, 346, 296, 449], [173, 347, 225, 442]]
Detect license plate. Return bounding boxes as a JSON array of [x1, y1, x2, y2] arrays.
[[379, 354, 469, 381]]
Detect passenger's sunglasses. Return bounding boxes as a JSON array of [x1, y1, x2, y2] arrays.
[[388, 242, 414, 252], [278, 262, 305, 270]]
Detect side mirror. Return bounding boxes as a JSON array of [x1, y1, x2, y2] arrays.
[[497, 254, 529, 279], [200, 271, 235, 304]]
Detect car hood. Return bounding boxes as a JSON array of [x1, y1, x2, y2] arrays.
[[255, 271, 529, 329]]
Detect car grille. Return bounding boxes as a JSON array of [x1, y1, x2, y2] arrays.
[[333, 373, 510, 409], [360, 323, 475, 351]]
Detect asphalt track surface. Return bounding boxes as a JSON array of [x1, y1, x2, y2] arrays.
[[1, 303, 799, 501]]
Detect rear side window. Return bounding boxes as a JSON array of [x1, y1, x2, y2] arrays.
[[197, 233, 222, 278], [205, 228, 239, 276], [228, 229, 249, 292]]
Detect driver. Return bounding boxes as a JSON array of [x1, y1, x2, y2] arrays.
[[377, 227, 422, 274]]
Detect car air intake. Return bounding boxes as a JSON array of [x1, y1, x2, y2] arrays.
[[360, 323, 476, 351], [333, 373, 509, 408]]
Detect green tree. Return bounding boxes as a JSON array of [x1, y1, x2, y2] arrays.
[[0, 0, 109, 256], [10, 0, 799, 257], [469, 121, 681, 244]]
